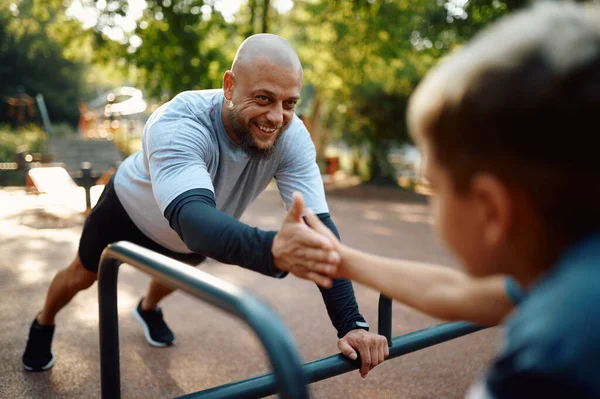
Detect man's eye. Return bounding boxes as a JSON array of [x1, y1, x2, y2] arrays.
[[257, 96, 269, 102], [285, 101, 297, 107]]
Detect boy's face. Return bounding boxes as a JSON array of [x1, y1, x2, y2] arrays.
[[420, 137, 509, 278]]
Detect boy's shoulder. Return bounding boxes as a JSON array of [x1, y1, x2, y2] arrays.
[[508, 233, 600, 361], [485, 233, 600, 398]]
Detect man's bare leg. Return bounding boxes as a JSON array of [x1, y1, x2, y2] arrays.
[[141, 279, 175, 310], [23, 255, 97, 371], [37, 256, 97, 325]]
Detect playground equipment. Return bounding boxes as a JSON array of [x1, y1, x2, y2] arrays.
[[98, 241, 487, 399]]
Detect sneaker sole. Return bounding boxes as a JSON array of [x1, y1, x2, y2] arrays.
[[132, 307, 175, 347], [22, 350, 55, 372]]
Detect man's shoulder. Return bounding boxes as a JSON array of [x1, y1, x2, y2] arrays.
[[146, 90, 221, 144], [277, 115, 313, 153], [168, 89, 223, 116]]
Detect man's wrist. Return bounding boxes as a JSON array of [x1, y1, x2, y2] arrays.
[[337, 317, 369, 338], [266, 231, 288, 278]]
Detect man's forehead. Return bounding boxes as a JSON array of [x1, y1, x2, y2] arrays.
[[239, 62, 302, 97]]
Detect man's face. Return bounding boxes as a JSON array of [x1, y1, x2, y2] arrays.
[[420, 138, 506, 278], [224, 60, 302, 159]]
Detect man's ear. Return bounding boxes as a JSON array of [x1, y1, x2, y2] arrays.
[[223, 70, 234, 101], [470, 173, 512, 250]]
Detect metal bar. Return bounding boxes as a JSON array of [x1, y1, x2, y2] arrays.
[[177, 322, 487, 399], [97, 241, 308, 399], [378, 294, 393, 346], [98, 257, 121, 399]]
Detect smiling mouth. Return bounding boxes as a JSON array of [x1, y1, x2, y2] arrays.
[[254, 122, 278, 134]]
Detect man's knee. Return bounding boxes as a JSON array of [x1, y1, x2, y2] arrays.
[[66, 257, 97, 291]]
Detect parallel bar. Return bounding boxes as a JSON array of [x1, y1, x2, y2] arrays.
[[97, 241, 308, 399], [177, 322, 487, 399], [98, 257, 121, 399], [378, 294, 393, 346]]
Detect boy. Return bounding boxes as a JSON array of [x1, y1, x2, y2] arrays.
[[307, 2, 600, 397]]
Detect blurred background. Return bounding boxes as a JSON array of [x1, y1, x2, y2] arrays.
[[0, 0, 534, 196], [2, 1, 596, 398]]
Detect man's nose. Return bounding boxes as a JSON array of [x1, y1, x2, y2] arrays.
[[266, 104, 284, 126]]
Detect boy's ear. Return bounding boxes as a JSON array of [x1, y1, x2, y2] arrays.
[[470, 173, 512, 249], [223, 70, 235, 101]]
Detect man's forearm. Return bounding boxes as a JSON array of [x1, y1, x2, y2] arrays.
[[341, 245, 513, 325], [315, 214, 367, 337], [165, 189, 285, 278]]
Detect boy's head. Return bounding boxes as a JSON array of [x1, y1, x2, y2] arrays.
[[408, 3, 600, 282]]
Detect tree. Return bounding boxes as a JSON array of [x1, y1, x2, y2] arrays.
[[86, 0, 243, 99], [0, 1, 93, 126], [282, 0, 521, 183]]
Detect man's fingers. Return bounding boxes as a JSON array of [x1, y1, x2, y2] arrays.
[[337, 339, 358, 361], [359, 344, 372, 378], [384, 339, 390, 358], [379, 339, 388, 366], [285, 192, 305, 223], [370, 341, 381, 368], [304, 271, 333, 288]]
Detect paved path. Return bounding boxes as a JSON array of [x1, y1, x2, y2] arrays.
[[0, 183, 499, 399]]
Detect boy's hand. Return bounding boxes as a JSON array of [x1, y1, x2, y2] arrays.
[[304, 207, 343, 277], [272, 192, 340, 288]]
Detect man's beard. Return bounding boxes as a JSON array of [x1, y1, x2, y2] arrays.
[[227, 105, 286, 160]]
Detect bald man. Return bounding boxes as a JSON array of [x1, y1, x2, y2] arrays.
[[22, 34, 388, 378]]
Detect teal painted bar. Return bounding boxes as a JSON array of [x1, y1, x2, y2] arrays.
[[97, 241, 308, 399]]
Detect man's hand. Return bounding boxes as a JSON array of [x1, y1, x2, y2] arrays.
[[338, 329, 389, 378], [272, 192, 340, 288]]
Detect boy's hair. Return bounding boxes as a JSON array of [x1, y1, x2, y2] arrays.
[[408, 2, 600, 239]]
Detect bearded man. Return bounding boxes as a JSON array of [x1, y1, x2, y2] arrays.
[[22, 34, 388, 379]]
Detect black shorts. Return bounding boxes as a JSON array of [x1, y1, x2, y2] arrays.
[[78, 176, 206, 273]]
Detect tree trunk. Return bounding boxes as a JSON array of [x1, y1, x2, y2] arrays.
[[247, 0, 256, 37], [262, 0, 270, 33], [368, 141, 397, 185]]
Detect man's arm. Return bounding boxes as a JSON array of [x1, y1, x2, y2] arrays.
[[312, 213, 369, 338], [165, 188, 338, 285], [311, 213, 389, 378]]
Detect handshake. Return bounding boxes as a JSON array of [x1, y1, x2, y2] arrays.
[[271, 192, 344, 288]]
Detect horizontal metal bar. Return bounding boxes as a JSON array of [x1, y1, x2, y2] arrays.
[[98, 241, 308, 399], [176, 321, 487, 399]]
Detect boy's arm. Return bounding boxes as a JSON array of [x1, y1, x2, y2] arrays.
[[305, 208, 515, 326], [341, 246, 513, 326]]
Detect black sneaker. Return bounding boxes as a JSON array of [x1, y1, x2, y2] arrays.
[[132, 299, 175, 347], [22, 317, 55, 372]]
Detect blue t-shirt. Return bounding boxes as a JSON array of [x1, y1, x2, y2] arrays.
[[505, 277, 526, 305], [476, 233, 600, 398]]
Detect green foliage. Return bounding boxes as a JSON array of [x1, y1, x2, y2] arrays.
[[89, 0, 241, 98], [0, 124, 47, 162], [281, 0, 523, 182], [50, 122, 77, 138], [0, 1, 91, 126], [1, 0, 530, 184]]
